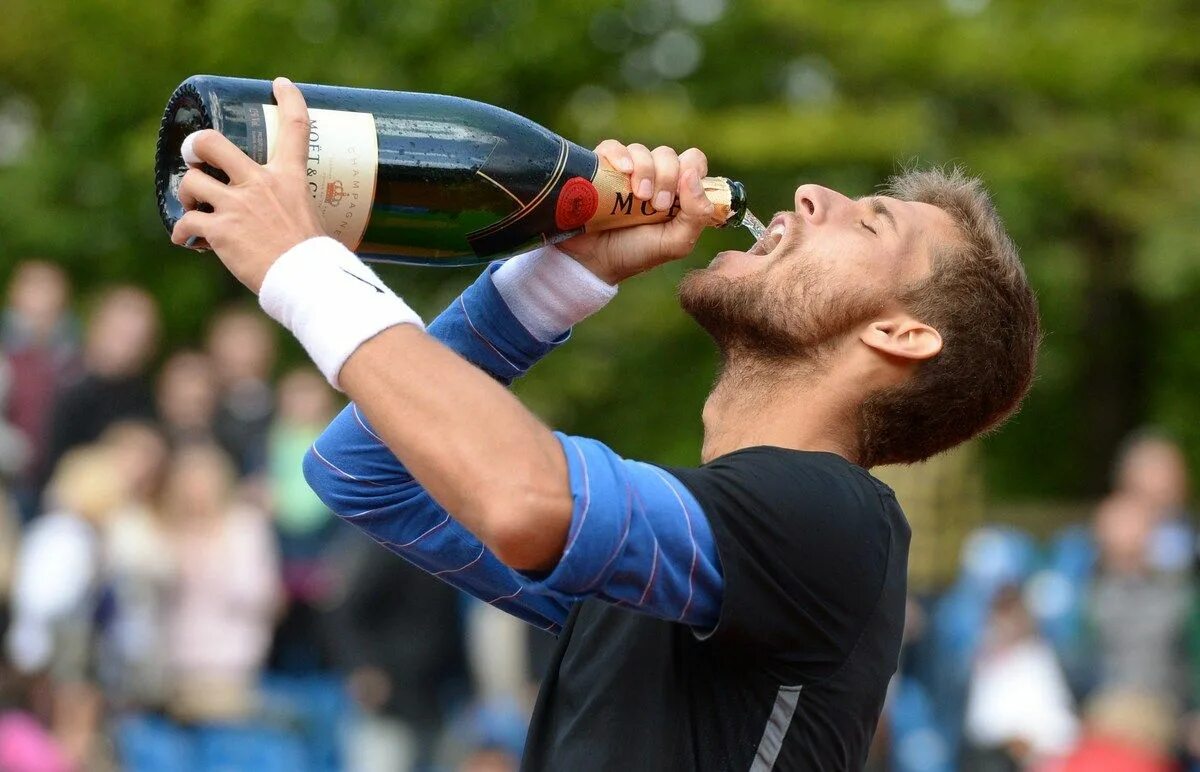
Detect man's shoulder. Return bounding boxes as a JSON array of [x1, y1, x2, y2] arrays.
[[660, 446, 908, 669], [667, 447, 907, 598]]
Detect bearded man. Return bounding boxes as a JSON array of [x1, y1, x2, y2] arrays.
[[173, 78, 1039, 770]]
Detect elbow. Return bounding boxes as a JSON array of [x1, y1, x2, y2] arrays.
[[474, 484, 573, 572], [302, 445, 342, 513]]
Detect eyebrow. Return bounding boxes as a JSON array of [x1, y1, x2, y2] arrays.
[[869, 198, 898, 233]]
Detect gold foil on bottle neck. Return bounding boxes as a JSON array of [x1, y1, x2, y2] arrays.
[[700, 177, 735, 225]]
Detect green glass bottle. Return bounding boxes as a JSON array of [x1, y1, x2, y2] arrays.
[[155, 75, 747, 266]]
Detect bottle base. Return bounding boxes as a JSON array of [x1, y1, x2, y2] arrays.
[[154, 81, 216, 233]]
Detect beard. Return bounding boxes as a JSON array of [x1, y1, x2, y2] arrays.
[[677, 249, 886, 362]]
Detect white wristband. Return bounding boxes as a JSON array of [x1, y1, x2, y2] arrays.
[[258, 237, 424, 390], [492, 245, 617, 342]]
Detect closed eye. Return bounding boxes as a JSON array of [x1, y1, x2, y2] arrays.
[[860, 220, 877, 236]]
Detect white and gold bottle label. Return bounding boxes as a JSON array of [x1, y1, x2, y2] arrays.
[[259, 104, 379, 250]]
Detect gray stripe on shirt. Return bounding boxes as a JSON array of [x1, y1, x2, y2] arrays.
[[749, 685, 802, 772]]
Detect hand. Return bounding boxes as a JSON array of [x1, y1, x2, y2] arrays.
[[170, 77, 325, 294], [560, 140, 713, 284]]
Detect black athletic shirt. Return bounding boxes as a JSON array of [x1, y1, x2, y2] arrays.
[[521, 447, 911, 771]]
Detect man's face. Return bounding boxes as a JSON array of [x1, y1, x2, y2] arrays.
[[679, 184, 956, 359]]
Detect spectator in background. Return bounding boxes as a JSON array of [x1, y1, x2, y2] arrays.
[[458, 745, 520, 772], [1, 262, 78, 519], [97, 421, 173, 710], [207, 307, 277, 477], [41, 286, 158, 491], [0, 710, 71, 772], [1112, 431, 1194, 574], [267, 367, 340, 672], [162, 443, 280, 724], [270, 367, 338, 562], [0, 362, 30, 504], [332, 533, 467, 772], [466, 603, 541, 716], [1048, 690, 1180, 772], [0, 368, 24, 645], [1089, 493, 1191, 704], [155, 350, 219, 448], [963, 585, 1078, 770], [6, 446, 128, 769]]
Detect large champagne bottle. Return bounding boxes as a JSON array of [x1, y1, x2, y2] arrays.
[[155, 75, 747, 266]]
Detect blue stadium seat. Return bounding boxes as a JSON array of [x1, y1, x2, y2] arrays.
[[195, 724, 308, 772], [890, 678, 952, 772], [260, 673, 351, 772], [1046, 525, 1097, 583], [114, 714, 196, 772]]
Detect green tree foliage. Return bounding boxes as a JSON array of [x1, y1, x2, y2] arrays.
[[1, 0, 1197, 498]]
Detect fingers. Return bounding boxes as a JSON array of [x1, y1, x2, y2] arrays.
[[593, 140, 703, 216], [269, 77, 312, 169], [181, 130, 260, 184], [627, 143, 655, 202], [650, 146, 680, 213], [594, 139, 634, 175], [170, 210, 215, 248], [178, 168, 231, 213]]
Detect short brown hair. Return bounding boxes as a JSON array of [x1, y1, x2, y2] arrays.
[[857, 167, 1040, 467]]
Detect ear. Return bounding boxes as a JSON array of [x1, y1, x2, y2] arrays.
[[860, 315, 943, 362]]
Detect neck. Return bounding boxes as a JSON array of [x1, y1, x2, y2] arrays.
[[700, 353, 861, 464]]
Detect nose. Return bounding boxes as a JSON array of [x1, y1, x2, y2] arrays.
[[794, 184, 852, 226]]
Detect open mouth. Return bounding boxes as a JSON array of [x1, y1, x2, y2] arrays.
[[747, 215, 788, 257]]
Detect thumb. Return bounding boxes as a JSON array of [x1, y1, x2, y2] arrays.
[[660, 169, 714, 254]]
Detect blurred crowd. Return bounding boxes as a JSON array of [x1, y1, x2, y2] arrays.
[[0, 261, 548, 772], [877, 434, 1200, 772], [4, 258, 1200, 772]]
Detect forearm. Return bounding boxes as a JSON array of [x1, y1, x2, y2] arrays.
[[339, 326, 573, 570], [332, 245, 614, 568], [274, 242, 723, 628], [295, 242, 614, 622], [425, 248, 614, 387], [304, 405, 572, 631]]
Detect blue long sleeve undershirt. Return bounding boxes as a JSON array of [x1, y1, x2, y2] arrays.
[[302, 262, 722, 634]]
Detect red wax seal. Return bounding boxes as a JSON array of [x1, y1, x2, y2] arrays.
[[555, 176, 599, 231]]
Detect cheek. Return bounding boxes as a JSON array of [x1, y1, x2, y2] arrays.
[[817, 243, 898, 299]]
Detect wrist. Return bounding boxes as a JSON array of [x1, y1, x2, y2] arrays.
[[556, 243, 625, 285], [492, 245, 617, 342], [258, 237, 424, 389]]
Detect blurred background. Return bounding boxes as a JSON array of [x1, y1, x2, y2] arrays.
[[1, 0, 1198, 770]]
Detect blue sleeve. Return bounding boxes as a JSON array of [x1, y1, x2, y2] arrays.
[[529, 433, 722, 629], [304, 403, 569, 632], [304, 262, 723, 632]]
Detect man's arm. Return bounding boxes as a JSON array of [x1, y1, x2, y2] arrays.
[[305, 406, 723, 630], [301, 252, 609, 631], [171, 77, 724, 629], [340, 322, 570, 567], [304, 251, 719, 628]]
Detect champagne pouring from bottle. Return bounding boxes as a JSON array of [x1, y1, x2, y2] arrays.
[[155, 76, 753, 267]]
